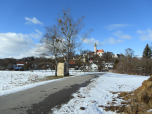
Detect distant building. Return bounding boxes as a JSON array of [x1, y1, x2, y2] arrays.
[[112, 54, 121, 58], [89, 60, 93, 63], [69, 60, 76, 70], [104, 62, 114, 70], [11, 62, 26, 71], [86, 43, 105, 59], [89, 63, 98, 71], [94, 43, 105, 57], [16, 62, 25, 67], [86, 52, 94, 60]]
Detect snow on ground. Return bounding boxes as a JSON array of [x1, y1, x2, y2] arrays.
[[52, 73, 150, 114], [147, 109, 152, 112], [0, 70, 99, 96], [1, 70, 149, 113]]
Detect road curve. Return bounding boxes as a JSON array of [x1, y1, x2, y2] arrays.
[[0, 73, 103, 114]]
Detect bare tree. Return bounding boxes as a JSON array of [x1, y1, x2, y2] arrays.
[[102, 52, 114, 63], [115, 48, 152, 76], [125, 48, 134, 61], [39, 8, 91, 75], [58, 9, 91, 75], [80, 49, 91, 55], [40, 25, 65, 76], [79, 54, 87, 71]]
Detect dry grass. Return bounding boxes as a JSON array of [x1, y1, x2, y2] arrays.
[[101, 76, 152, 114]]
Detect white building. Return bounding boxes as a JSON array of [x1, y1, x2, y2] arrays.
[[105, 62, 114, 70], [16, 62, 25, 67], [112, 53, 120, 58], [89, 63, 98, 71]]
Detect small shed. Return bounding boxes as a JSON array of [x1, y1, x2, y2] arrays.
[[57, 61, 68, 76]]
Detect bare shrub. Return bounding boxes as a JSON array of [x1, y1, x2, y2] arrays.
[[115, 57, 152, 76]]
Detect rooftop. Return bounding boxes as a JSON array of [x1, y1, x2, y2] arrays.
[[97, 49, 104, 53]]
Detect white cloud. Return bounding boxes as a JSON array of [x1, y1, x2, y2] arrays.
[[25, 17, 43, 25], [0, 30, 43, 59], [29, 29, 43, 39], [137, 30, 145, 34], [83, 38, 105, 47], [13, 43, 45, 59], [105, 37, 124, 44], [114, 31, 132, 39], [35, 29, 42, 35], [0, 32, 34, 58], [106, 24, 128, 30], [137, 29, 152, 41]]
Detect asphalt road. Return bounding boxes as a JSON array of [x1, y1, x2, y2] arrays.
[[0, 73, 103, 114]]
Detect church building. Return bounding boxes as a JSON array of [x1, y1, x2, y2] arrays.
[[86, 43, 105, 61], [94, 43, 104, 57]]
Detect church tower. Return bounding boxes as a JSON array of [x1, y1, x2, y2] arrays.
[[94, 43, 97, 52]]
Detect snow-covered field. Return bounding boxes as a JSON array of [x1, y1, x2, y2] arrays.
[[52, 73, 150, 114], [0, 70, 150, 114], [0, 70, 98, 96]]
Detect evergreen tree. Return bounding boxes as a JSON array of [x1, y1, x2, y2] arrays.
[[143, 44, 152, 58]]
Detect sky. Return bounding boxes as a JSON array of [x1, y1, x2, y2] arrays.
[[0, 0, 152, 59]]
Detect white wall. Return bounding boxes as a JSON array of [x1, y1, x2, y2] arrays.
[[90, 63, 98, 71]]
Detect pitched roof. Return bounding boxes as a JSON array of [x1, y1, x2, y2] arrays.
[[97, 49, 104, 53], [69, 60, 75, 64]]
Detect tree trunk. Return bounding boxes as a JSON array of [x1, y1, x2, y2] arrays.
[[55, 58, 57, 76], [67, 59, 69, 75]]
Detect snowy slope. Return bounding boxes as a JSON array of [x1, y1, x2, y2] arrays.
[[52, 73, 150, 114]]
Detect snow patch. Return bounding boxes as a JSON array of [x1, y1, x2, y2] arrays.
[[52, 73, 149, 114]]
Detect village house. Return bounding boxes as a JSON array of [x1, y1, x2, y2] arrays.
[[16, 62, 25, 67], [10, 62, 26, 71], [84, 43, 122, 71], [69, 60, 76, 70], [85, 63, 98, 71], [89, 60, 93, 64]]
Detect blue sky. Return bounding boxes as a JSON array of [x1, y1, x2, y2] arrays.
[[0, 0, 152, 58]]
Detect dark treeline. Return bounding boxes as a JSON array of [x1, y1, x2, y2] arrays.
[[114, 44, 152, 76], [0, 57, 57, 70], [115, 57, 152, 76]]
